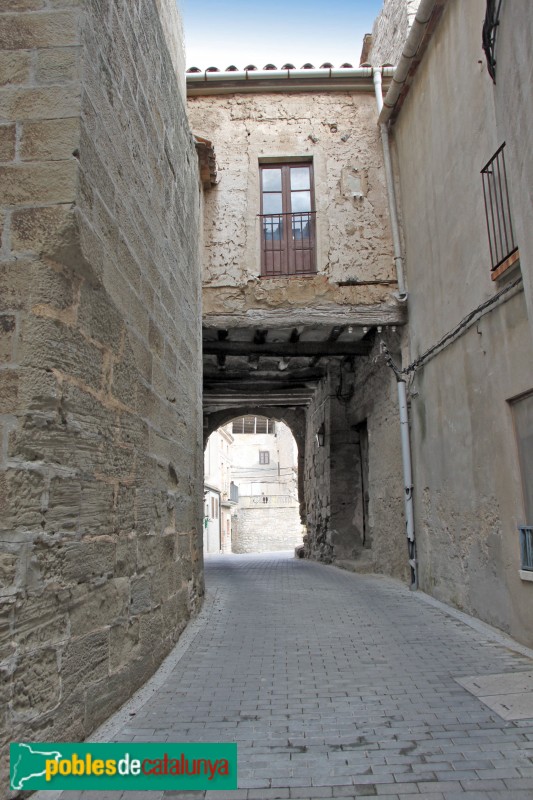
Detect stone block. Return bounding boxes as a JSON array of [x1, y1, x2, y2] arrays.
[[115, 531, 136, 576], [3, 0, 47, 10], [68, 577, 129, 636], [12, 647, 60, 715], [0, 84, 81, 122], [45, 476, 82, 532], [109, 619, 140, 673], [20, 117, 80, 161], [36, 45, 81, 84], [0, 161, 77, 206], [111, 340, 139, 410], [0, 124, 15, 162], [0, 552, 17, 593], [61, 629, 109, 697], [0, 11, 79, 50], [14, 590, 68, 650], [0, 50, 31, 86], [0, 468, 45, 533], [77, 281, 124, 350], [15, 366, 59, 412], [130, 573, 152, 614], [10, 204, 73, 252], [0, 314, 16, 361], [19, 315, 103, 387], [35, 535, 116, 585], [84, 655, 155, 731], [0, 260, 32, 312]]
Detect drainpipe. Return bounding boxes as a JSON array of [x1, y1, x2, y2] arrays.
[[398, 379, 417, 589], [380, 342, 418, 589], [373, 68, 407, 300]]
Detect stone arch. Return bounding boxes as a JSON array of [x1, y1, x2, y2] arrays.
[[203, 406, 306, 523]]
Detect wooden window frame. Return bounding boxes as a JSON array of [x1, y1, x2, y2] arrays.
[[259, 451, 270, 465], [260, 162, 316, 277]]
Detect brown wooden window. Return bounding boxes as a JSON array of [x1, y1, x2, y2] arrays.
[[259, 451, 270, 465], [260, 162, 316, 277]]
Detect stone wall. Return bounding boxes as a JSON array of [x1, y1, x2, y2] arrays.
[[303, 342, 407, 579], [187, 90, 398, 322], [233, 504, 303, 554], [367, 0, 422, 66], [0, 0, 203, 783]]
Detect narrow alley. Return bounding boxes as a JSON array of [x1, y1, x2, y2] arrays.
[[48, 553, 533, 800]]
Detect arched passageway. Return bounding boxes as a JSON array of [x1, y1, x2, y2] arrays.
[[204, 415, 304, 555]]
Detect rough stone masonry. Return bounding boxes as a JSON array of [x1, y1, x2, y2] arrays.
[[0, 0, 204, 790]]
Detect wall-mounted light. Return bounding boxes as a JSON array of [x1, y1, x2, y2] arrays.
[[315, 423, 326, 447]]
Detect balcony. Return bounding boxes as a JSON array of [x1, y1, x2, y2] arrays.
[[481, 143, 519, 280], [260, 211, 316, 277]]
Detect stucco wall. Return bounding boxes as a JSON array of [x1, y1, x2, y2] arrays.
[[492, 0, 533, 331], [392, 0, 533, 644], [0, 0, 203, 779], [187, 91, 398, 321]]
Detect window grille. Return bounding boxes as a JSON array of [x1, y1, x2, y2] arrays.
[[519, 526, 533, 571], [481, 143, 518, 277], [259, 451, 270, 465]]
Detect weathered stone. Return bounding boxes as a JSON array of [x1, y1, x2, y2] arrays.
[[0, 124, 16, 162], [12, 647, 60, 715], [109, 619, 140, 673], [20, 117, 80, 161], [0, 50, 31, 86], [19, 315, 103, 385], [0, 314, 16, 361], [36, 46, 81, 84], [11, 205, 74, 252], [14, 591, 68, 650], [0, 11, 79, 50], [68, 578, 129, 635], [0, 469, 46, 532], [0, 161, 77, 206], [1, 0, 202, 759], [61, 629, 109, 697], [130, 574, 152, 615]]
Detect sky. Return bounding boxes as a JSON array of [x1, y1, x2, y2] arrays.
[[179, 0, 383, 72]]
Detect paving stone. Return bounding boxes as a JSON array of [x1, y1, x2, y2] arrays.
[[48, 553, 533, 800]]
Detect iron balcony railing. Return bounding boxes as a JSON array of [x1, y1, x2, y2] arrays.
[[482, 0, 503, 83], [481, 143, 518, 275], [259, 211, 316, 277], [519, 526, 533, 571]]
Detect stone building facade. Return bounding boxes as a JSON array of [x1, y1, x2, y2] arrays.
[[0, 0, 204, 783], [230, 417, 303, 554], [192, 68, 409, 582], [371, 0, 533, 645]]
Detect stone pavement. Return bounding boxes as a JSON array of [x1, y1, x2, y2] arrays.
[[57, 552, 533, 800]]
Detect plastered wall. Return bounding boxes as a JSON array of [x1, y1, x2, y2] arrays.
[[187, 91, 398, 320], [392, 0, 533, 645], [0, 0, 203, 782]]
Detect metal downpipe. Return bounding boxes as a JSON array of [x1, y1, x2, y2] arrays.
[[373, 68, 408, 300]]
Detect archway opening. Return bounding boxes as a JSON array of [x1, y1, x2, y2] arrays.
[[203, 415, 305, 555]]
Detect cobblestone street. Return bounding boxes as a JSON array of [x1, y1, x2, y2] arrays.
[[55, 553, 533, 800]]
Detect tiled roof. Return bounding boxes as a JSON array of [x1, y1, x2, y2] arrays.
[[186, 63, 354, 73]]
